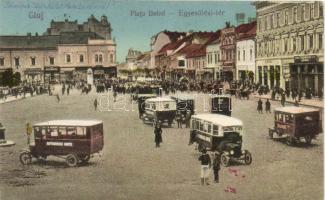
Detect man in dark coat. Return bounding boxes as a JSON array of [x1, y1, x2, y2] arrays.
[[154, 122, 163, 148], [257, 99, 263, 114], [212, 152, 221, 183], [94, 98, 98, 111], [265, 99, 271, 113]]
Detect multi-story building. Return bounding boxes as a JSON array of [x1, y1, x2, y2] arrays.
[[45, 14, 112, 39], [235, 21, 256, 82], [254, 1, 323, 95], [0, 15, 117, 84], [206, 31, 222, 80], [220, 23, 236, 81]]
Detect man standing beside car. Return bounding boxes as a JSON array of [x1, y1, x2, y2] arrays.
[[198, 149, 211, 185], [212, 152, 221, 183]]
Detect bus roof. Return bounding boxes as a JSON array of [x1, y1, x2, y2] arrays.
[[34, 120, 103, 127], [145, 97, 176, 103], [210, 94, 231, 98], [274, 106, 320, 114], [137, 94, 157, 98], [171, 94, 195, 100], [192, 114, 243, 127]]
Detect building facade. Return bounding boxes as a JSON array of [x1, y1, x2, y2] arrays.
[[254, 1, 323, 95], [235, 21, 256, 82], [220, 24, 236, 81], [0, 15, 117, 84]]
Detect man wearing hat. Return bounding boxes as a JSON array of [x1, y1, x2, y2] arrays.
[[26, 122, 32, 145], [198, 149, 211, 185], [212, 152, 221, 183], [154, 121, 163, 148]]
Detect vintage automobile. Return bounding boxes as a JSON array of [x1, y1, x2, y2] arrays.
[[142, 97, 177, 127], [19, 120, 104, 167], [210, 94, 232, 116], [171, 94, 195, 115], [268, 106, 321, 146], [132, 85, 162, 101], [138, 94, 158, 118], [189, 113, 252, 167]]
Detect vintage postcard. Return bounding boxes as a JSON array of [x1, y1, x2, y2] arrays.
[[0, 0, 323, 199]]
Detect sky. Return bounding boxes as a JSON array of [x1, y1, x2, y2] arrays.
[[0, 0, 256, 63]]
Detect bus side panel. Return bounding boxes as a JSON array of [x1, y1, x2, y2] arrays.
[[90, 124, 104, 154]]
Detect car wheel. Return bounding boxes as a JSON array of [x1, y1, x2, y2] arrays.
[[66, 154, 79, 167], [304, 135, 312, 145], [244, 150, 252, 165], [20, 151, 32, 165], [79, 155, 90, 163], [286, 136, 295, 146], [221, 153, 230, 167]]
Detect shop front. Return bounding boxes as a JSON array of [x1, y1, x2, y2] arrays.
[[24, 68, 43, 83], [44, 66, 60, 84], [289, 56, 323, 96]]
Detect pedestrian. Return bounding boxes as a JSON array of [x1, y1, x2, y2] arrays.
[[265, 99, 271, 113], [67, 86, 70, 95], [257, 98, 263, 114], [154, 121, 163, 148], [185, 110, 191, 128], [212, 152, 221, 183], [94, 98, 98, 111], [198, 149, 211, 185], [281, 92, 286, 106], [26, 122, 32, 145], [113, 90, 117, 102], [56, 94, 60, 103], [175, 111, 182, 128]]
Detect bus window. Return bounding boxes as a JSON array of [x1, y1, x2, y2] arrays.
[[195, 120, 200, 130], [76, 127, 86, 136], [59, 127, 67, 137], [49, 127, 58, 137], [207, 123, 212, 133], [67, 127, 76, 136], [199, 121, 204, 131], [34, 127, 41, 139], [285, 114, 293, 123], [213, 125, 219, 135], [152, 104, 156, 110], [41, 128, 47, 139]]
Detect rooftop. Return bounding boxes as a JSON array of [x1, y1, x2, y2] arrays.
[[34, 120, 103, 126], [192, 114, 243, 126], [274, 106, 320, 114]]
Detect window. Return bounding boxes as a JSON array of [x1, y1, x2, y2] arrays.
[[214, 53, 217, 64], [301, 36, 304, 51], [284, 39, 288, 52], [207, 123, 212, 133], [320, 3, 323, 17], [213, 125, 219, 135], [14, 57, 19, 66], [199, 121, 204, 131], [276, 12, 280, 27], [99, 54, 103, 63], [293, 38, 296, 52], [238, 50, 240, 61], [309, 35, 313, 49], [67, 127, 76, 136], [178, 60, 185, 67], [0, 57, 4, 66], [48, 127, 58, 137], [243, 50, 245, 61], [66, 54, 71, 63], [95, 55, 98, 62], [110, 54, 114, 63], [31, 57, 36, 66], [270, 14, 273, 28], [49, 57, 54, 65], [250, 49, 253, 60], [76, 127, 86, 136], [311, 3, 314, 18], [58, 127, 67, 136], [319, 33, 323, 49], [293, 7, 297, 23], [80, 55, 84, 63], [285, 10, 289, 25], [301, 5, 305, 21]]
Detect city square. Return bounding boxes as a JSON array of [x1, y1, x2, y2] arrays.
[[0, 1, 324, 200], [0, 88, 323, 200]]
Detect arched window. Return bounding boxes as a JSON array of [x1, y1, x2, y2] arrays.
[[95, 55, 99, 62], [80, 55, 84, 63], [99, 54, 103, 62], [66, 54, 71, 63]]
